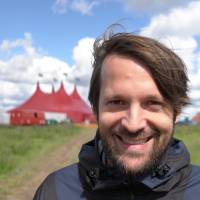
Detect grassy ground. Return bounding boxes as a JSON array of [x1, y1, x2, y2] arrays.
[[174, 125, 200, 165], [0, 124, 82, 180], [0, 124, 96, 200]]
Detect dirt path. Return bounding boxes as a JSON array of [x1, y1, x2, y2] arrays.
[[2, 127, 96, 200]]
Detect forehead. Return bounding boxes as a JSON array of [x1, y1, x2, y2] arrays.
[[100, 54, 163, 99], [101, 54, 148, 80]]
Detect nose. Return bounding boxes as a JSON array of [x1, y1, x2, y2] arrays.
[[121, 103, 146, 133]]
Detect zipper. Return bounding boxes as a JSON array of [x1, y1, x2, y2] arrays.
[[130, 190, 135, 200]]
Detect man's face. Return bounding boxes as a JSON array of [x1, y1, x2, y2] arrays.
[[98, 54, 175, 175]]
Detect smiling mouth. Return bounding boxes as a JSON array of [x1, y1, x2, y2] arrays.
[[115, 134, 153, 145]]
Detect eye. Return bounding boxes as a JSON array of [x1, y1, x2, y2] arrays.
[[146, 100, 163, 111], [147, 100, 161, 105], [105, 99, 129, 111], [107, 99, 126, 106]]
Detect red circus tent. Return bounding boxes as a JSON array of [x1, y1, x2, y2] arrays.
[[8, 82, 95, 125], [68, 85, 94, 123]]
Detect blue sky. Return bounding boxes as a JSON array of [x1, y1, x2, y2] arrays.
[[0, 0, 200, 120], [0, 0, 148, 63]]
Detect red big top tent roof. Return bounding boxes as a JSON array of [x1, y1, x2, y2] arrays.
[[8, 82, 94, 123]]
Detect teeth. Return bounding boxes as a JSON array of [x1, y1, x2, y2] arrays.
[[116, 135, 150, 145], [123, 139, 146, 145]]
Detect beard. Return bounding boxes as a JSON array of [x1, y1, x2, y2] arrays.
[[99, 124, 173, 178]]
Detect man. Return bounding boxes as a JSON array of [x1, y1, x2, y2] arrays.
[[33, 31, 200, 200]]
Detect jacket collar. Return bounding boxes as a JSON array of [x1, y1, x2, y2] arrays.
[[78, 131, 191, 192]]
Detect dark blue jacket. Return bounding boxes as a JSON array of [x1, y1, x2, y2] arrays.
[[33, 135, 200, 200]]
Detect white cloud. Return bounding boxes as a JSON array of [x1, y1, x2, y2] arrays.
[[52, 0, 69, 14], [70, 37, 95, 102], [52, 0, 100, 15], [32, 56, 71, 83], [141, 1, 200, 37], [0, 32, 36, 56], [121, 0, 194, 13], [71, 0, 99, 15], [0, 80, 32, 111], [189, 89, 200, 101], [72, 37, 94, 75], [52, 0, 198, 15]]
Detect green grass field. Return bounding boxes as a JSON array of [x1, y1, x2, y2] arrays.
[[174, 125, 200, 165], [0, 124, 82, 180], [0, 124, 199, 181]]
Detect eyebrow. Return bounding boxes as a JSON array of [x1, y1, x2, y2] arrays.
[[101, 94, 123, 102], [144, 94, 163, 101], [101, 90, 164, 102]]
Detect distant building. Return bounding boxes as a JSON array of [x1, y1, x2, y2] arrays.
[[192, 112, 200, 124], [177, 116, 192, 125]]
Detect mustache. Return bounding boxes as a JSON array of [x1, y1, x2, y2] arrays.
[[111, 125, 160, 139]]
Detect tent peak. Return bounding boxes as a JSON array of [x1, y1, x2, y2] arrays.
[[57, 82, 69, 96], [36, 81, 42, 92], [51, 84, 55, 93]]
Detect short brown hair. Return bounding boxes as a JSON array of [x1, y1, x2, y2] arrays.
[[88, 31, 190, 117]]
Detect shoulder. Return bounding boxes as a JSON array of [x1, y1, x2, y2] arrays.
[[54, 163, 80, 183], [33, 170, 57, 200], [188, 165, 200, 185], [33, 163, 85, 200], [183, 165, 200, 200]]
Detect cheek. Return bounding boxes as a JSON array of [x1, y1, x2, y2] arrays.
[[98, 112, 122, 130], [147, 112, 174, 134]]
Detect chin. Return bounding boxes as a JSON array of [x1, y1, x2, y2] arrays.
[[116, 153, 154, 175]]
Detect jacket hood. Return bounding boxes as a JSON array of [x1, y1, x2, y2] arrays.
[[78, 132, 191, 193]]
